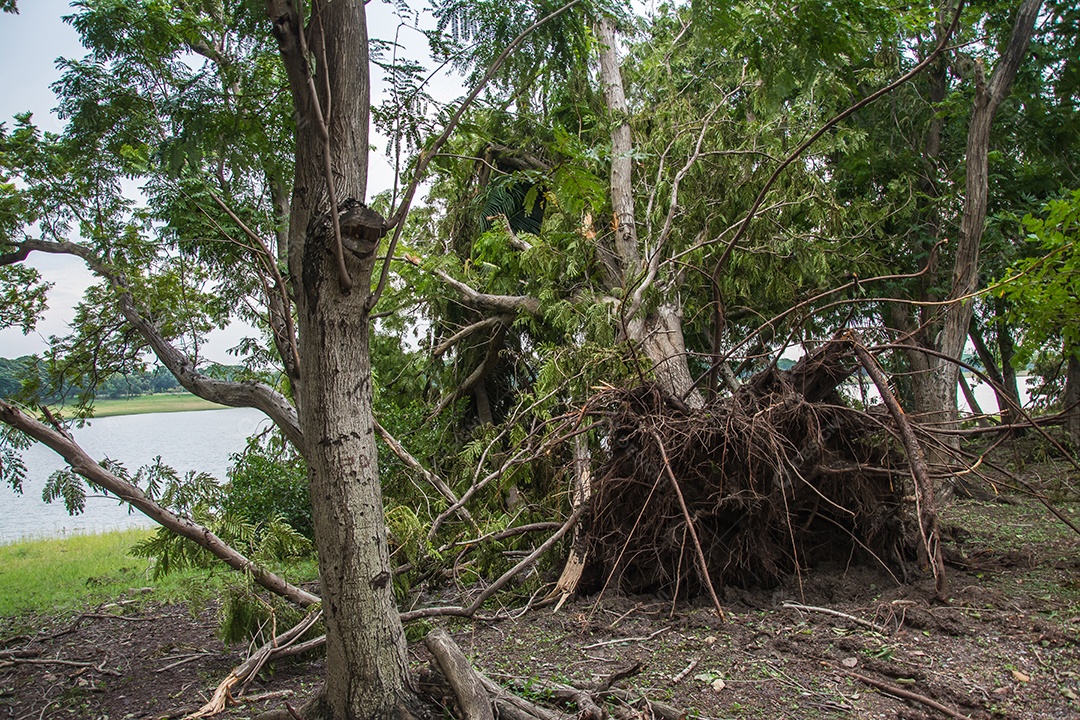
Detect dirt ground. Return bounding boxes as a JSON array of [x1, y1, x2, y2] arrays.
[[2, 493, 1078, 720]]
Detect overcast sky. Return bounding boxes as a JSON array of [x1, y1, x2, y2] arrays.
[[0, 1, 461, 362]]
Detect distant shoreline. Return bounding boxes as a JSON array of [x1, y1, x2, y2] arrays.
[[71, 393, 226, 418]]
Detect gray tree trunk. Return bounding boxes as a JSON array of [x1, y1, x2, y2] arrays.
[[268, 1, 414, 716], [596, 16, 703, 408], [936, 0, 1042, 426], [1066, 350, 1080, 448]]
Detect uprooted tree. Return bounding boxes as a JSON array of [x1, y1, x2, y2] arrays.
[[2, 0, 1080, 718]]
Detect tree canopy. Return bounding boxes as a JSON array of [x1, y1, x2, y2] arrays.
[[1, 0, 1078, 717]]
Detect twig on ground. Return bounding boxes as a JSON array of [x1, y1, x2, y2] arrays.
[[80, 613, 155, 622], [783, 602, 890, 635], [0, 657, 120, 675], [581, 627, 670, 650], [156, 653, 214, 673], [671, 658, 699, 684], [846, 670, 974, 719], [240, 690, 295, 704], [595, 662, 644, 692]]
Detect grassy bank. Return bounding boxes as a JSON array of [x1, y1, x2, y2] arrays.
[[0, 529, 233, 617], [0, 529, 317, 619], [81, 393, 225, 417], [0, 529, 161, 616]]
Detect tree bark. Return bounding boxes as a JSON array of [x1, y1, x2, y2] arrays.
[[1065, 350, 1080, 448], [994, 296, 1023, 420], [268, 0, 414, 717], [937, 0, 1043, 425], [595, 16, 703, 408]]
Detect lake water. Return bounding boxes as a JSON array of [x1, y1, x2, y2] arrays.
[[1, 407, 269, 544]]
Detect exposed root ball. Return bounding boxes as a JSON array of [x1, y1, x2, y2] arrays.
[[587, 341, 917, 594]]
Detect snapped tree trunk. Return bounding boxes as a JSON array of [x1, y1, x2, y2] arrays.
[[269, 0, 414, 716], [595, 15, 703, 408]]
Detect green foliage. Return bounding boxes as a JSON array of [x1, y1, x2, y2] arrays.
[[1001, 189, 1080, 365], [999, 189, 1080, 409], [123, 454, 312, 580], [0, 424, 29, 494], [218, 579, 320, 647], [224, 430, 312, 539], [42, 469, 89, 515]]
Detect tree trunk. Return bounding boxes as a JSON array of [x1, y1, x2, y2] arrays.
[[969, 312, 1022, 426], [268, 1, 414, 716], [596, 16, 703, 408], [626, 303, 702, 406], [1066, 350, 1080, 448], [994, 296, 1023, 419], [936, 0, 1042, 426]]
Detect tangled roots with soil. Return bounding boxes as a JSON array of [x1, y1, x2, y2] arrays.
[[587, 343, 919, 594]]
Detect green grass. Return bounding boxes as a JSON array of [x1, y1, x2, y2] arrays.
[[0, 529, 162, 616], [78, 393, 225, 417], [0, 529, 320, 621]]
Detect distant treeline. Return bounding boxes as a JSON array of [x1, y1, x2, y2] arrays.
[[0, 356, 246, 401]]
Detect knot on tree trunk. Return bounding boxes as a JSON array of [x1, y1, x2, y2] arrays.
[[308, 199, 387, 261]]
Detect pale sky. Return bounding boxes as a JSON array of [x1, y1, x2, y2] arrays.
[[0, 0, 462, 362]]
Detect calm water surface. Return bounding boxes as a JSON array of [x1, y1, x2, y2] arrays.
[[1, 407, 268, 543]]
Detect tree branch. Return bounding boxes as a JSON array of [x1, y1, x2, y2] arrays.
[[433, 316, 510, 358], [409, 257, 540, 316], [1, 239, 304, 448], [373, 419, 473, 524], [429, 322, 508, 420], [852, 338, 946, 599], [0, 399, 319, 608]]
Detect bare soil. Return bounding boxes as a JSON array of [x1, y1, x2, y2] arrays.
[[2, 495, 1078, 720]]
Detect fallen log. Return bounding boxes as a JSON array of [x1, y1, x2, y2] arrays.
[[425, 629, 494, 720]]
